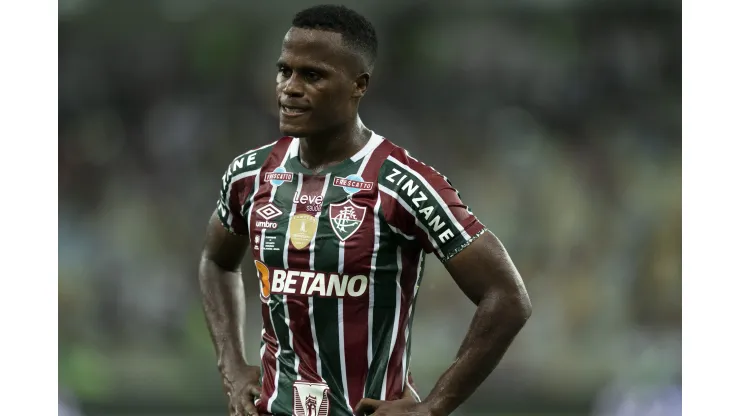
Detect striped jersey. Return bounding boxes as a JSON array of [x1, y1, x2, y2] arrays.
[[217, 133, 487, 416]]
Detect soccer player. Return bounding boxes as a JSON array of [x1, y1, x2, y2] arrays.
[[198, 5, 532, 416]]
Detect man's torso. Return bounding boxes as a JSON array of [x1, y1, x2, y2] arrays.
[[218, 133, 485, 415]]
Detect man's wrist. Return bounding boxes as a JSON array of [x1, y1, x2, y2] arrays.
[[218, 353, 250, 379]]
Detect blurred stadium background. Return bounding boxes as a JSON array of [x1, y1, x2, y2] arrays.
[[58, 0, 681, 415]]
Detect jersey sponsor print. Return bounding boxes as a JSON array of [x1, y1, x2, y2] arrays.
[[216, 134, 486, 415]]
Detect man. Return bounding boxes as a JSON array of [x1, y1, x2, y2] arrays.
[[199, 5, 531, 416]]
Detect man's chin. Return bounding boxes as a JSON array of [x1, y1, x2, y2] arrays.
[[279, 122, 311, 138]]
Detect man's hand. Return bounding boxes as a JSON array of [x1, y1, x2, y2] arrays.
[[354, 398, 430, 416], [222, 364, 262, 416], [401, 385, 418, 401]]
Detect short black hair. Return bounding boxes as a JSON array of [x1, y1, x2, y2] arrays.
[[292, 5, 378, 73]]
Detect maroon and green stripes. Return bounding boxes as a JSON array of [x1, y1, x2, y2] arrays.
[[285, 173, 329, 384], [377, 150, 486, 262], [244, 137, 295, 416], [222, 135, 487, 416], [264, 170, 301, 416], [310, 172, 352, 413], [218, 141, 279, 235]]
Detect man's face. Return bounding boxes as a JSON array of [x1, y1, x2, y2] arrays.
[[276, 27, 364, 137]]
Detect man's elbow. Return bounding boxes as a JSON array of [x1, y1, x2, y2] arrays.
[[515, 292, 532, 324], [503, 271, 532, 325], [488, 288, 532, 328]]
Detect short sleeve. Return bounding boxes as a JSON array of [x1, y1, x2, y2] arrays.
[[216, 156, 258, 235], [412, 174, 486, 262], [379, 153, 487, 262]]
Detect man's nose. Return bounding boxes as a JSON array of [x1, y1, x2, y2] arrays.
[[282, 74, 304, 97]]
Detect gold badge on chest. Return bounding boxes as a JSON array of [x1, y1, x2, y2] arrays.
[[289, 213, 318, 250]]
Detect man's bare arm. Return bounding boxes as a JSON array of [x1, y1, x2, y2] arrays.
[[199, 212, 251, 381], [422, 231, 531, 416]]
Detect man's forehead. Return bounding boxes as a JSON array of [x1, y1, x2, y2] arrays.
[[280, 27, 352, 64], [283, 27, 344, 47]]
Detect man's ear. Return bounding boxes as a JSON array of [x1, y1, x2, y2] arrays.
[[352, 73, 370, 98]]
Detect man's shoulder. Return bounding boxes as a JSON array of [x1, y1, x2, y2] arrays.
[[377, 141, 451, 189], [225, 136, 294, 178]]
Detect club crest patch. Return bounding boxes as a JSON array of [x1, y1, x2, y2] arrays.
[[293, 381, 330, 416], [329, 199, 366, 241]]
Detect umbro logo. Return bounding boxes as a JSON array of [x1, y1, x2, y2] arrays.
[[256, 203, 282, 221]]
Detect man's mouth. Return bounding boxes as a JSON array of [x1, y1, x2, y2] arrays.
[[280, 105, 309, 116]]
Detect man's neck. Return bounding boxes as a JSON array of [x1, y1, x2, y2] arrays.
[[298, 118, 371, 172]]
